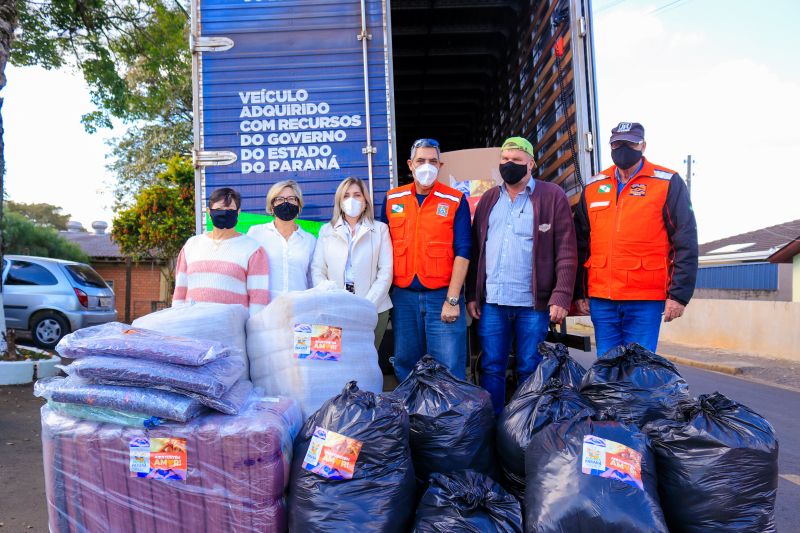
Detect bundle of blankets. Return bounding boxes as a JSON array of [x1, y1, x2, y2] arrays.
[[37, 321, 302, 533]]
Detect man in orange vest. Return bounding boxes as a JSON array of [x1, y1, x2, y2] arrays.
[[573, 122, 698, 356], [380, 139, 471, 381]]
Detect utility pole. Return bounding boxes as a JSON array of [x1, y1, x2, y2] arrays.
[[684, 155, 695, 198]]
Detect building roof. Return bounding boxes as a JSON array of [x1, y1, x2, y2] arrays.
[[769, 238, 800, 264], [699, 219, 800, 256], [60, 232, 124, 259]]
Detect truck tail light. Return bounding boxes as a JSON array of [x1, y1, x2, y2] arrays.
[[74, 288, 89, 308]]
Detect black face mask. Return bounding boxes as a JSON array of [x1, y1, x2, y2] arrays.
[[273, 202, 300, 221], [209, 209, 239, 230], [611, 144, 643, 170], [499, 161, 529, 185]]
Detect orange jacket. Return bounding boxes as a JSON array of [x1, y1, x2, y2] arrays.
[[574, 158, 698, 302], [385, 181, 464, 289]]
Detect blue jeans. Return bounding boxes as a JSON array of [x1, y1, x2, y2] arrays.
[[390, 285, 467, 382], [478, 303, 551, 414], [590, 298, 665, 357]]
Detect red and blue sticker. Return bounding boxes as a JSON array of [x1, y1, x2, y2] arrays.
[[629, 184, 647, 197]]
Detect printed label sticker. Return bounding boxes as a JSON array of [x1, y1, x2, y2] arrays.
[[302, 426, 363, 480], [436, 203, 450, 217], [130, 437, 187, 481], [294, 324, 342, 361], [581, 435, 643, 490]]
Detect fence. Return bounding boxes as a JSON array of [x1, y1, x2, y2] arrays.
[[696, 262, 779, 291]]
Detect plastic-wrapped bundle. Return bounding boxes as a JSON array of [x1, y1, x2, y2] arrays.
[[288, 382, 416, 533], [47, 400, 162, 428], [133, 300, 251, 379], [41, 393, 302, 533], [56, 322, 235, 366], [524, 410, 668, 533], [247, 282, 384, 419], [579, 342, 691, 427], [643, 392, 779, 533], [95, 379, 254, 416], [35, 376, 207, 422], [525, 342, 586, 391], [412, 470, 523, 533], [497, 378, 595, 499], [63, 355, 245, 398], [393, 355, 497, 490]]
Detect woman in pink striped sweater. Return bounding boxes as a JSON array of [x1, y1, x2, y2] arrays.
[[172, 188, 270, 316]]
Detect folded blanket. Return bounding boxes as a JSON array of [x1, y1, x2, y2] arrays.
[[64, 355, 245, 399], [47, 400, 162, 428], [94, 379, 254, 415]]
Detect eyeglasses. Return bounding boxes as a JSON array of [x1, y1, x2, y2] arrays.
[[273, 196, 299, 205], [412, 138, 440, 148], [610, 140, 643, 150]]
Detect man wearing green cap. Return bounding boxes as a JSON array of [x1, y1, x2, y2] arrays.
[[466, 137, 577, 414]]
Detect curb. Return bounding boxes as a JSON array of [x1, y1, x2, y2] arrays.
[[658, 353, 743, 376]]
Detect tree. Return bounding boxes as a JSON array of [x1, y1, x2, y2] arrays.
[[3, 211, 89, 262], [112, 155, 194, 305], [12, 0, 192, 207], [6, 200, 73, 230]]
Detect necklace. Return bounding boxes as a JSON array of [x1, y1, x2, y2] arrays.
[[210, 232, 229, 251]]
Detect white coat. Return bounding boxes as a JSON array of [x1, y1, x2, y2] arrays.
[[311, 217, 393, 313]]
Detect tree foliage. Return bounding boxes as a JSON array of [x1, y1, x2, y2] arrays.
[[111, 155, 193, 302], [3, 211, 89, 262], [6, 200, 73, 230], [12, 0, 192, 206]]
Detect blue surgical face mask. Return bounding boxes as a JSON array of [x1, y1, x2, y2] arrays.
[[209, 209, 239, 230]]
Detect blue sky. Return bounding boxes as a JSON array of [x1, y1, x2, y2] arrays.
[[4, 0, 799, 243]]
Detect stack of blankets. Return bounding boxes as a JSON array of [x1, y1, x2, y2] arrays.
[[37, 321, 303, 533], [38, 322, 253, 426]]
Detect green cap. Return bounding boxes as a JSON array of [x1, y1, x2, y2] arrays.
[[501, 136, 534, 158]]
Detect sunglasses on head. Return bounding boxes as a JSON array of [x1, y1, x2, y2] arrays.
[[412, 138, 440, 148]]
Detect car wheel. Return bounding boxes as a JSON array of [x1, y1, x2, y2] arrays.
[[31, 313, 69, 349]]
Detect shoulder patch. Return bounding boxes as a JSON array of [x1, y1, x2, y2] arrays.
[[587, 173, 611, 186], [433, 190, 459, 203], [388, 190, 412, 200], [653, 170, 674, 181]]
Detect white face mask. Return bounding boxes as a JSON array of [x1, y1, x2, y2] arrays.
[[342, 197, 363, 218], [414, 163, 439, 186]]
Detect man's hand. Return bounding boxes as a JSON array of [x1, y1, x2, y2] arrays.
[[550, 305, 569, 324], [467, 301, 481, 320], [663, 299, 685, 323], [442, 300, 460, 323], [575, 299, 590, 316]]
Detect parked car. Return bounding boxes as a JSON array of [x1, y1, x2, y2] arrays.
[[2, 255, 117, 349]]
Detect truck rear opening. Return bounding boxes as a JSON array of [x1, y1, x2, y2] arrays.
[[390, 0, 600, 201]]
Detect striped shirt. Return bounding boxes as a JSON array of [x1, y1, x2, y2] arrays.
[[172, 234, 270, 316], [485, 177, 535, 307]]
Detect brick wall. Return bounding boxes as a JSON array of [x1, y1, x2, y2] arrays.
[[91, 261, 165, 323]]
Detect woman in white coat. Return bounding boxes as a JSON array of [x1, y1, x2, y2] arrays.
[[311, 177, 393, 349]]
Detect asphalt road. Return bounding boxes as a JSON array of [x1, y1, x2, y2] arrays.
[[570, 345, 800, 532]]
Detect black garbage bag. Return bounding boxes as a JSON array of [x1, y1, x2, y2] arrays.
[[526, 342, 587, 391], [524, 410, 669, 533], [393, 355, 497, 489], [288, 381, 416, 533], [579, 342, 691, 427], [411, 470, 523, 533], [643, 392, 779, 533], [497, 378, 595, 499]]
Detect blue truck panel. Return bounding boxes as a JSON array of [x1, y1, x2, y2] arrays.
[[195, 0, 394, 231]]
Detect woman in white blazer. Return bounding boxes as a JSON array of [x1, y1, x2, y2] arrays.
[[311, 177, 393, 349]]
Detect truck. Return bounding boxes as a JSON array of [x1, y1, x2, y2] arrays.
[[189, 0, 601, 235]]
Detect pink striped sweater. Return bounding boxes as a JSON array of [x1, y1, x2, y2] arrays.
[[172, 234, 270, 316]]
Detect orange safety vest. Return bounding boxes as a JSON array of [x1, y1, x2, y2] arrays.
[[584, 158, 675, 300], [385, 180, 464, 289]]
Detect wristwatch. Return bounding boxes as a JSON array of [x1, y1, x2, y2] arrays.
[[446, 296, 459, 306]]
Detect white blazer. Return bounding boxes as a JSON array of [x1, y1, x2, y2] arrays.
[[311, 217, 393, 313]]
